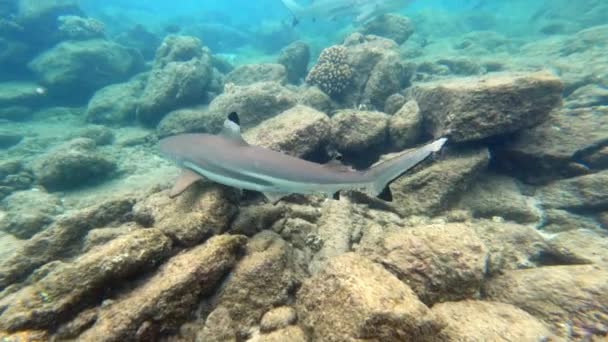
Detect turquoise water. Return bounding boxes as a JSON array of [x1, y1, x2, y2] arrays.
[[1, 0, 607, 341]]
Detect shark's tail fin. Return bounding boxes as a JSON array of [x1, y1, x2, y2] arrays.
[[365, 138, 448, 197]]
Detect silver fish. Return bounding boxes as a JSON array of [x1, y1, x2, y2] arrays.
[[160, 112, 446, 202]]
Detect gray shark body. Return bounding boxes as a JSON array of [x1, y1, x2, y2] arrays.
[[160, 113, 446, 201], [280, 0, 411, 24]]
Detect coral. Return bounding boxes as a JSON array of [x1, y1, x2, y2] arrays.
[[305, 46, 352, 97]]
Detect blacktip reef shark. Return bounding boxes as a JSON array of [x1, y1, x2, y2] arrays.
[[279, 0, 412, 25], [160, 112, 447, 202]]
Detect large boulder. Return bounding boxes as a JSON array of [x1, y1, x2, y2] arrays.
[[0, 160, 33, 201], [133, 183, 238, 247], [0, 197, 135, 289], [388, 100, 423, 150], [360, 223, 488, 305], [32, 138, 116, 191], [206, 81, 298, 129], [536, 170, 608, 212], [203, 232, 298, 337], [17, 0, 81, 26], [0, 229, 172, 331], [278, 41, 310, 84], [484, 265, 608, 339], [85, 75, 146, 125], [225, 63, 287, 86], [296, 253, 443, 341], [360, 14, 414, 44], [432, 300, 553, 341], [548, 229, 608, 266], [330, 110, 389, 166], [0, 190, 63, 239], [390, 147, 489, 216], [409, 71, 563, 142], [57, 15, 105, 41], [243, 105, 331, 158], [458, 173, 541, 224], [136, 35, 213, 126], [494, 106, 608, 184], [156, 106, 224, 139], [341, 33, 411, 110], [78, 235, 246, 342], [472, 220, 557, 275], [28, 39, 143, 100]]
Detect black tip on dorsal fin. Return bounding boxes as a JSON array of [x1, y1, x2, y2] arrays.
[[228, 112, 240, 126]]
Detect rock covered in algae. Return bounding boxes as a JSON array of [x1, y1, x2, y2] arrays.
[[389, 147, 489, 216], [431, 300, 554, 341], [85, 75, 146, 125], [136, 35, 213, 126], [388, 99, 423, 150], [360, 14, 414, 45], [296, 253, 444, 341], [341, 33, 411, 110], [0, 197, 135, 290], [28, 39, 143, 98], [278, 40, 310, 84], [259, 306, 297, 333], [0, 190, 63, 239], [206, 81, 298, 129], [202, 231, 298, 337], [0, 229, 172, 331], [483, 265, 608, 339], [156, 105, 224, 138], [77, 235, 246, 342], [457, 173, 541, 224], [330, 110, 389, 157], [57, 15, 105, 40], [225, 63, 287, 85], [32, 138, 116, 191], [133, 182, 239, 246], [536, 170, 608, 211], [243, 105, 331, 158], [548, 229, 608, 266], [409, 71, 563, 142], [359, 222, 488, 305], [494, 106, 608, 184]]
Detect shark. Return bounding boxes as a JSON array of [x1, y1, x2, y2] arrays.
[[160, 112, 447, 202], [279, 0, 411, 25]]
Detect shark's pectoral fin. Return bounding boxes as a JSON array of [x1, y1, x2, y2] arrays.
[[170, 168, 203, 198], [263, 192, 291, 204]]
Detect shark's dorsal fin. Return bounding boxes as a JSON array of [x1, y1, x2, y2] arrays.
[[170, 168, 202, 198], [220, 112, 248, 145]]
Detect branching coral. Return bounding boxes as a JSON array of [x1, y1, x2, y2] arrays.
[[306, 45, 352, 97]]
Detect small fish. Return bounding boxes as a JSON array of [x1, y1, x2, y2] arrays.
[[280, 0, 413, 25], [160, 112, 447, 202]]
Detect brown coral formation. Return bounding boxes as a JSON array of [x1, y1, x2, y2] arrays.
[[305, 45, 352, 97]]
